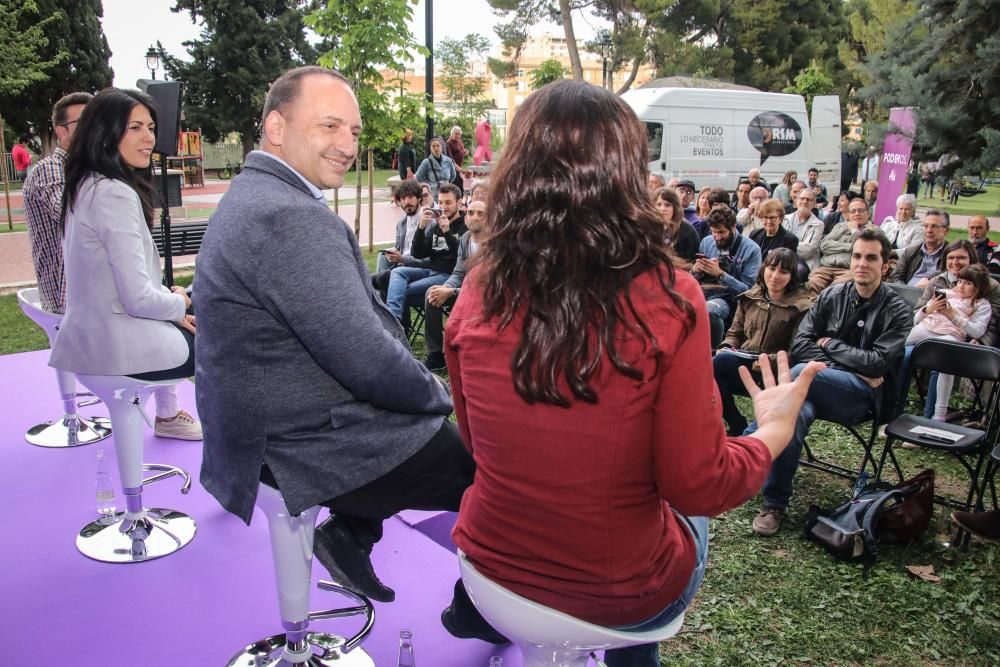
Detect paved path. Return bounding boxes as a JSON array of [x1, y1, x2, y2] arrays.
[[0, 179, 403, 290]]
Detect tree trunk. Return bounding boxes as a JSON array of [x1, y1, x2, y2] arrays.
[[241, 132, 255, 160], [559, 0, 584, 80], [367, 148, 374, 252], [354, 147, 362, 237], [616, 55, 643, 95]]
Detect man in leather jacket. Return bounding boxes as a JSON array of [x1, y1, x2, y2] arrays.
[[749, 228, 913, 536]]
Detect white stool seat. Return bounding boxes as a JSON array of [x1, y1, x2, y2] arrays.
[[17, 288, 111, 448], [226, 484, 375, 666], [459, 551, 684, 666], [73, 373, 195, 563]]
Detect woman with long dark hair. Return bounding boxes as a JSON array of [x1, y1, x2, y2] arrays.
[[49, 88, 200, 438], [713, 248, 812, 436], [654, 185, 699, 263], [440, 80, 823, 665]]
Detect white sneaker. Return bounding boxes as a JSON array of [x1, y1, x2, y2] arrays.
[[154, 410, 203, 441]]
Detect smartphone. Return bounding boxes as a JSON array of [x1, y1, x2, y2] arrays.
[[935, 288, 947, 296], [378, 249, 390, 255], [695, 253, 707, 260]]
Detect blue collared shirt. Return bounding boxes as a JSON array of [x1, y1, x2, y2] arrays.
[[908, 243, 944, 287], [254, 151, 327, 201]]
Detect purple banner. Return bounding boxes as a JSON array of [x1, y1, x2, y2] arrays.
[[873, 107, 917, 227]]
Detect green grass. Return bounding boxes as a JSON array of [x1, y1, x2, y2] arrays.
[[919, 183, 1000, 217], [2, 247, 998, 665]]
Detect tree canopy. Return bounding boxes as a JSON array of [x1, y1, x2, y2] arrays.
[[163, 0, 316, 158], [0, 0, 110, 152], [864, 0, 999, 174], [437, 34, 493, 129]]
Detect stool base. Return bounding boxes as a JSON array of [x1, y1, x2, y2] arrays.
[[25, 416, 111, 448], [76, 508, 196, 563], [227, 633, 375, 667]]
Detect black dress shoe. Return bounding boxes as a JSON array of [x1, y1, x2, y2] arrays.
[[440, 580, 509, 645], [313, 517, 396, 603], [952, 509, 1000, 542]]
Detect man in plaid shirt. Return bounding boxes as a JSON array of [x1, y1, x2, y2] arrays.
[[23, 93, 92, 313], [23, 92, 203, 441]]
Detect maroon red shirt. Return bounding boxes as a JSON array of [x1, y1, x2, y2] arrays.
[[445, 266, 771, 626]]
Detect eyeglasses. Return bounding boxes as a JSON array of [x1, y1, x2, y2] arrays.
[[58, 119, 81, 129], [762, 215, 783, 222], [923, 224, 945, 230], [848, 208, 868, 215]]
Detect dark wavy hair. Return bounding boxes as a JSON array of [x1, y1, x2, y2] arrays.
[[476, 79, 694, 406], [756, 247, 803, 295], [62, 88, 158, 232]]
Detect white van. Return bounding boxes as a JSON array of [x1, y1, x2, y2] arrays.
[[622, 86, 842, 198]]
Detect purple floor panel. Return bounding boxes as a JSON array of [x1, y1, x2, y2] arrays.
[[0, 350, 521, 666]]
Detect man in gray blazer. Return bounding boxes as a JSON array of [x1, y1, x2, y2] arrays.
[[194, 66, 474, 603]]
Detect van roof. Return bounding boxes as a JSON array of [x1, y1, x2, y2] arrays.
[[622, 87, 805, 114]]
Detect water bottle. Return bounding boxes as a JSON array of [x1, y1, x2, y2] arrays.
[[95, 448, 116, 516], [396, 629, 415, 667]]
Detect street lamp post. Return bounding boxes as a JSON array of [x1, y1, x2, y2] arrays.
[[145, 46, 160, 80], [600, 34, 613, 90], [425, 0, 434, 151]]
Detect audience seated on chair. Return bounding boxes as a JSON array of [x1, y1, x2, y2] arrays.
[[878, 194, 921, 250], [891, 209, 950, 288], [383, 182, 467, 323], [736, 185, 770, 235], [782, 188, 824, 274], [748, 199, 799, 257], [714, 248, 811, 436], [745, 229, 912, 537], [195, 66, 474, 605], [694, 206, 761, 348], [905, 241, 1000, 417], [808, 197, 872, 296], [422, 199, 486, 371]]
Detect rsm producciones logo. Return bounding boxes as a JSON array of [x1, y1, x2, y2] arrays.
[[747, 112, 803, 165]]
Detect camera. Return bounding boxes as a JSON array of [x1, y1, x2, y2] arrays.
[[716, 250, 732, 275], [431, 206, 444, 218]]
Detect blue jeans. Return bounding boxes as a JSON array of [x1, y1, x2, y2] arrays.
[[706, 298, 732, 348], [385, 267, 447, 320], [713, 350, 754, 435], [746, 365, 874, 510], [604, 515, 710, 667]]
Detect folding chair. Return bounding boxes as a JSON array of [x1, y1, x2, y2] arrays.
[[875, 340, 1000, 516], [799, 394, 887, 482]]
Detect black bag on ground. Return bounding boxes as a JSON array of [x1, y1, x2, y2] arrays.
[[804, 469, 934, 574]]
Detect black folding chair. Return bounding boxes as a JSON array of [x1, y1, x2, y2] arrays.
[[972, 444, 1000, 513], [799, 392, 886, 482], [875, 340, 1000, 516]]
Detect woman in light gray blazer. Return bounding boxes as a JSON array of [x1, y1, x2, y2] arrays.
[[49, 88, 201, 439]]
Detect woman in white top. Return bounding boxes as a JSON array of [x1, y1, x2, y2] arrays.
[[879, 193, 921, 249], [49, 88, 200, 439]]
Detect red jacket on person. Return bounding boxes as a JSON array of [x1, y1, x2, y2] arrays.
[[445, 266, 772, 626]]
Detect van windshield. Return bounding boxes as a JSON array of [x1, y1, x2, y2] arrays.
[[644, 122, 663, 163]]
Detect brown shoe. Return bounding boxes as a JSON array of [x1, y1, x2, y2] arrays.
[[951, 509, 1000, 542], [752, 507, 786, 536]]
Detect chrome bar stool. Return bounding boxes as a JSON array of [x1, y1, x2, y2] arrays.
[[73, 374, 196, 563], [227, 483, 375, 667], [459, 550, 685, 666], [17, 288, 111, 448]]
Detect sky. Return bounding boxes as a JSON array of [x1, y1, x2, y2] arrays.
[[102, 0, 604, 89]]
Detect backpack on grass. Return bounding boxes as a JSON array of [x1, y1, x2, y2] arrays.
[[804, 468, 934, 575]]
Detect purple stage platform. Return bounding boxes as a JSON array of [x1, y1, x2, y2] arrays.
[[0, 350, 521, 666]]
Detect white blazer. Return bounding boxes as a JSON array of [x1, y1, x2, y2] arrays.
[[49, 175, 188, 376]]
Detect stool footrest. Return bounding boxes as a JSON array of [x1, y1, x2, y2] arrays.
[[314, 581, 375, 653], [143, 462, 192, 494]]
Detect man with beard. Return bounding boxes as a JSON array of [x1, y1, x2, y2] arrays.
[[422, 199, 487, 371], [694, 206, 761, 347], [374, 178, 428, 274]]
